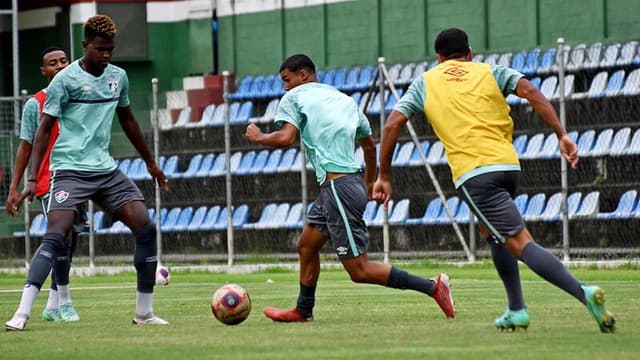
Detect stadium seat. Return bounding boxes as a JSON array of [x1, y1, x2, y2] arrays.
[[266, 76, 284, 98], [596, 190, 637, 220], [173, 107, 192, 128], [209, 152, 227, 176], [408, 140, 430, 166], [513, 194, 529, 215], [566, 43, 586, 71], [284, 202, 304, 228], [172, 207, 194, 232], [269, 203, 291, 228], [179, 154, 203, 179], [397, 63, 415, 85], [583, 71, 609, 98], [406, 197, 442, 225], [522, 48, 541, 75], [235, 151, 256, 175], [551, 74, 575, 100], [536, 48, 556, 74], [512, 134, 528, 157], [355, 65, 375, 90], [277, 148, 298, 172], [199, 205, 221, 231], [572, 191, 600, 218], [603, 70, 626, 97], [551, 45, 570, 73], [472, 53, 484, 63], [427, 141, 444, 165], [369, 200, 394, 226], [163, 155, 179, 179], [620, 68, 640, 96], [28, 213, 46, 237], [228, 76, 253, 101], [333, 67, 347, 90], [434, 197, 460, 224], [506, 94, 521, 105], [367, 90, 389, 115], [583, 42, 603, 69], [497, 52, 513, 67], [257, 99, 279, 124], [246, 75, 266, 99], [625, 128, 640, 155], [321, 69, 336, 86], [576, 130, 596, 155], [109, 220, 130, 234], [161, 207, 182, 232], [117, 158, 131, 176], [386, 64, 402, 85], [195, 153, 215, 177], [587, 128, 614, 157], [392, 142, 414, 167], [599, 42, 621, 68], [412, 62, 427, 80], [186, 206, 208, 231], [213, 205, 249, 229], [454, 200, 471, 224], [228, 102, 241, 124], [384, 88, 404, 113], [483, 53, 499, 66], [522, 193, 546, 221], [193, 103, 216, 127], [248, 149, 269, 174], [127, 158, 144, 180], [245, 203, 277, 229], [538, 133, 558, 159], [341, 66, 360, 91], [350, 92, 362, 107], [211, 207, 229, 230], [609, 127, 631, 156], [262, 149, 283, 174], [547, 192, 582, 222], [231, 101, 253, 125], [209, 103, 228, 127], [533, 192, 563, 222], [616, 41, 638, 66], [388, 199, 410, 224], [521, 133, 545, 159], [510, 50, 526, 73]]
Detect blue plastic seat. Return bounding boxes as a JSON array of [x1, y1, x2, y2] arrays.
[[522, 48, 541, 75], [235, 151, 256, 175], [199, 205, 221, 231], [284, 202, 304, 228], [333, 67, 348, 91], [537, 48, 556, 74], [180, 154, 203, 179], [535, 192, 563, 222], [209, 103, 228, 127], [513, 194, 529, 215], [195, 153, 215, 177], [384, 88, 404, 113], [186, 206, 208, 231], [194, 104, 217, 127], [262, 149, 283, 174], [538, 133, 558, 159], [342, 66, 361, 91], [389, 199, 410, 224], [362, 200, 378, 224], [117, 158, 131, 176], [277, 148, 298, 172], [245, 203, 277, 229], [369, 200, 394, 226], [573, 191, 600, 218], [29, 213, 46, 237], [576, 130, 596, 155], [229, 151, 243, 174], [521, 133, 545, 159], [522, 193, 546, 221], [214, 205, 249, 229], [321, 69, 336, 86], [92, 211, 105, 232], [392, 141, 415, 167], [269, 203, 291, 228], [585, 71, 609, 98], [267, 76, 284, 98], [246, 75, 266, 99], [257, 75, 276, 99], [172, 207, 194, 232], [208, 153, 226, 177], [596, 190, 637, 220], [427, 141, 444, 165], [409, 140, 431, 166], [127, 158, 144, 179], [604, 70, 626, 97], [161, 207, 182, 232], [406, 198, 441, 225], [547, 192, 582, 222], [609, 127, 631, 156], [454, 201, 471, 224], [109, 220, 130, 234], [366, 90, 390, 115], [248, 150, 269, 174], [512, 134, 528, 157], [510, 51, 526, 73], [173, 107, 192, 127], [163, 155, 179, 179], [231, 101, 253, 125], [625, 128, 640, 155], [355, 66, 374, 90], [228, 76, 253, 101], [434, 197, 460, 224], [588, 128, 614, 157]]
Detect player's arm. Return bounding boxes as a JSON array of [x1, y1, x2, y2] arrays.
[[515, 78, 578, 168], [245, 122, 297, 148], [358, 135, 376, 199], [373, 110, 408, 204], [116, 106, 168, 190]]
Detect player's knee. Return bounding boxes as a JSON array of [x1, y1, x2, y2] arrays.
[[345, 266, 369, 283], [134, 223, 156, 245]]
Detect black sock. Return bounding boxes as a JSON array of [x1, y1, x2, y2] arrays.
[[52, 234, 72, 286], [489, 240, 525, 310], [520, 242, 586, 305], [27, 233, 65, 288], [386, 266, 436, 296], [133, 224, 158, 293], [296, 283, 315, 318]]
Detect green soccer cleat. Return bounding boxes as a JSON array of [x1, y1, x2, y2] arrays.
[[58, 303, 80, 322], [581, 285, 615, 333], [42, 308, 60, 322], [494, 307, 530, 331]]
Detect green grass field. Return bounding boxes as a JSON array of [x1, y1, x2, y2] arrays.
[[1, 263, 638, 359]]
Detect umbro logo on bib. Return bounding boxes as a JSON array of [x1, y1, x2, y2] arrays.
[[54, 190, 69, 203]]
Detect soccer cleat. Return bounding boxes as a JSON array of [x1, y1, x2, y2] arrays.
[[58, 303, 80, 322], [5, 314, 28, 332], [263, 307, 313, 322], [494, 307, 530, 331], [581, 285, 615, 333], [431, 273, 455, 318], [132, 314, 169, 325], [41, 308, 60, 322]]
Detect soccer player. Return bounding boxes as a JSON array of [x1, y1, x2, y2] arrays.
[[5, 46, 85, 323], [373, 28, 615, 333], [5, 14, 168, 331], [245, 54, 455, 322]]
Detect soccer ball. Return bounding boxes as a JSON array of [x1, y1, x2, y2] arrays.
[[211, 284, 251, 325], [155, 265, 171, 286]]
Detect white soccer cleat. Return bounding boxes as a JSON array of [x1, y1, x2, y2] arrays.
[[132, 314, 169, 325], [5, 314, 29, 332]]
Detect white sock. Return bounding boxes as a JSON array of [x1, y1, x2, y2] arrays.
[[57, 285, 71, 306], [135, 291, 154, 318], [45, 289, 59, 310], [15, 284, 40, 318]]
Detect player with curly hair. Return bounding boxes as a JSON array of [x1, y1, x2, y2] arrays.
[[6, 15, 169, 331]]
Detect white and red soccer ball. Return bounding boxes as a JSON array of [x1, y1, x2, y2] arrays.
[[155, 265, 171, 286], [211, 284, 252, 325]]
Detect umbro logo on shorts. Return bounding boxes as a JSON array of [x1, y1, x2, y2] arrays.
[[336, 246, 348, 256], [54, 190, 69, 203]]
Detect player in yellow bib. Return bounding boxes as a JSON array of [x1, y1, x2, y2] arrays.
[[374, 28, 615, 333]]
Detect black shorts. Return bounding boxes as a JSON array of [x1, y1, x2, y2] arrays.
[[47, 169, 144, 214], [307, 173, 369, 259], [457, 171, 525, 244], [39, 194, 87, 233]]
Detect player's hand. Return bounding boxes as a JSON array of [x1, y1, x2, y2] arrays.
[[15, 182, 36, 209], [372, 178, 393, 205], [5, 187, 22, 216], [558, 134, 579, 169], [147, 162, 169, 191], [244, 123, 263, 143]]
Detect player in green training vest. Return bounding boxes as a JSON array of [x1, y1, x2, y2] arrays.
[[6, 15, 169, 332], [246, 54, 455, 322], [374, 28, 615, 333]]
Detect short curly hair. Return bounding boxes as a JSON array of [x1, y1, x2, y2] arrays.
[[84, 14, 117, 40]]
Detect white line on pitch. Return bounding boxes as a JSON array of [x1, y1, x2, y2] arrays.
[[0, 285, 137, 293]]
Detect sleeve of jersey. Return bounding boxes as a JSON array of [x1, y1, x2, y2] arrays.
[[355, 111, 372, 139], [393, 76, 425, 119], [273, 94, 300, 130], [19, 98, 40, 143], [492, 65, 524, 96], [118, 72, 131, 107], [43, 75, 68, 118]]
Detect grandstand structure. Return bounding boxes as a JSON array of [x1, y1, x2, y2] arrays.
[[0, 1, 639, 264]]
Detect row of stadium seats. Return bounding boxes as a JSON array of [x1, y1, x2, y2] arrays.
[[120, 127, 640, 180], [167, 67, 640, 129], [21, 189, 640, 237], [225, 40, 639, 101]]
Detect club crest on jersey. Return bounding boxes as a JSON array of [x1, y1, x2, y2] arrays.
[[109, 80, 119, 93], [54, 190, 69, 203]]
